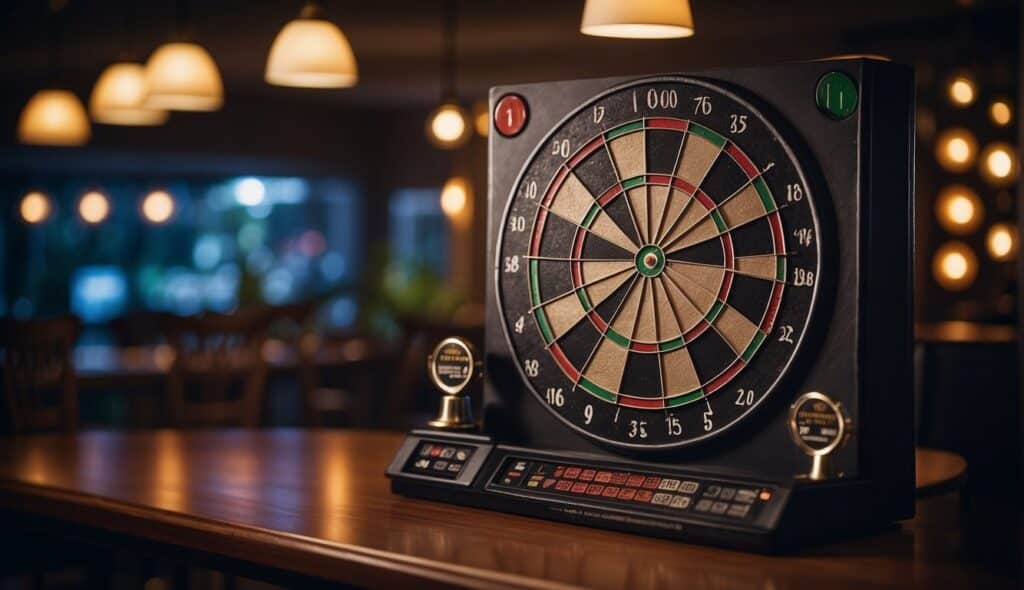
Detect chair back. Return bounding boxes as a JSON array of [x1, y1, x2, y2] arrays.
[[162, 308, 271, 428], [1, 315, 82, 433]]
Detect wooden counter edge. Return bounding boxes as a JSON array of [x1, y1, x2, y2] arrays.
[[0, 479, 576, 590]]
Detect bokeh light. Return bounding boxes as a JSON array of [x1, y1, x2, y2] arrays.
[[932, 241, 978, 291], [935, 185, 983, 234], [934, 128, 977, 173], [979, 142, 1019, 186], [986, 222, 1017, 261], [441, 176, 470, 219], [947, 74, 976, 107], [141, 189, 175, 224], [19, 191, 52, 224], [989, 99, 1012, 127], [427, 103, 471, 149], [79, 190, 111, 224]]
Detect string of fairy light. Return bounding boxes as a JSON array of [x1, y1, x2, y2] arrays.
[[930, 71, 1018, 293]]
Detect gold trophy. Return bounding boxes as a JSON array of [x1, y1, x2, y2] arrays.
[[427, 337, 481, 430], [788, 392, 853, 480]]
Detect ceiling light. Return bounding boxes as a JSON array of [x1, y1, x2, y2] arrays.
[[581, 0, 695, 39], [934, 128, 977, 173], [986, 223, 1017, 261], [441, 176, 472, 225], [979, 142, 1019, 186], [427, 102, 471, 149], [266, 2, 358, 88], [145, 42, 224, 111], [90, 62, 169, 126], [19, 191, 53, 224], [932, 241, 978, 291], [141, 189, 176, 224], [946, 73, 976, 107], [79, 190, 111, 224], [935, 185, 983, 235], [17, 89, 91, 146], [989, 99, 1012, 127]]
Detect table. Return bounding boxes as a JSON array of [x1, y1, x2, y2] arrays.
[[0, 430, 1015, 589]]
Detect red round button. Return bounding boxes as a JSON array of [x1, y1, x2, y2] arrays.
[[494, 94, 528, 137]]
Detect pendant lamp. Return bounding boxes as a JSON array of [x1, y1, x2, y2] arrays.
[[266, 2, 358, 88], [145, 0, 224, 111], [426, 0, 470, 150], [90, 6, 169, 125], [17, 3, 90, 145], [581, 0, 695, 39]]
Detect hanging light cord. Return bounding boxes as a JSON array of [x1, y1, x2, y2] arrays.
[[440, 0, 458, 103], [46, 0, 64, 83], [174, 0, 196, 41]]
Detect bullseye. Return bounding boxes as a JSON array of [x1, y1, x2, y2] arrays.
[[635, 244, 666, 277]]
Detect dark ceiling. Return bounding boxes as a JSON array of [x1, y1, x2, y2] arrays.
[[0, 0, 1017, 108]]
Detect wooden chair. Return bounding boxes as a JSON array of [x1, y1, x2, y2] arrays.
[[162, 308, 271, 428], [1, 315, 82, 434]]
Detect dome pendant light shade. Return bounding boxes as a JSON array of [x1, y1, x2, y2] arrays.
[[17, 89, 91, 146], [581, 0, 695, 39], [90, 62, 169, 125], [144, 42, 224, 111], [266, 3, 358, 88]]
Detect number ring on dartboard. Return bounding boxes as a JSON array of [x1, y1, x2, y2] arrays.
[[496, 76, 821, 449]]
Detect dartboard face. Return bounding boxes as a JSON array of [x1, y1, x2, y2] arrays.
[[495, 76, 822, 449]]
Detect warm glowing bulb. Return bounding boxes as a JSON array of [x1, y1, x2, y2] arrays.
[[989, 100, 1012, 126], [935, 128, 977, 172], [19, 191, 52, 224], [986, 223, 1016, 261], [935, 185, 982, 234], [141, 190, 175, 224], [90, 62, 168, 126], [265, 9, 358, 88], [947, 76, 976, 107], [17, 89, 91, 146], [79, 191, 111, 224], [145, 42, 224, 112], [440, 177, 470, 219], [979, 143, 1019, 186], [426, 103, 470, 149], [581, 0, 695, 38], [932, 241, 978, 291]]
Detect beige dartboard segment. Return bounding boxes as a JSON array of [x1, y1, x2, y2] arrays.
[[654, 188, 692, 243], [610, 279, 646, 338], [735, 254, 778, 281], [542, 291, 590, 339], [674, 132, 721, 186], [661, 199, 709, 249], [626, 187, 650, 243], [632, 280, 658, 343], [607, 130, 646, 181], [580, 260, 634, 284], [584, 336, 629, 393], [647, 185, 671, 241], [549, 172, 594, 223], [657, 273, 705, 333], [651, 277, 683, 340], [584, 267, 634, 309], [668, 215, 720, 252], [664, 263, 721, 317], [719, 183, 766, 228], [589, 210, 639, 252], [661, 345, 701, 396], [714, 305, 760, 354]]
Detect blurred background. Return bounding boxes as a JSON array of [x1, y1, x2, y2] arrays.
[[0, 0, 1019, 502]]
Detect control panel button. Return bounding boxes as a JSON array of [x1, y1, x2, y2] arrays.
[[815, 71, 858, 120], [494, 94, 528, 137], [704, 485, 722, 499], [719, 487, 736, 501], [727, 503, 752, 519], [694, 499, 713, 513], [710, 501, 730, 515], [670, 495, 691, 510]]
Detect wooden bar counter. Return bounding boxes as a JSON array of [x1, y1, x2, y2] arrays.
[[0, 430, 1015, 589]]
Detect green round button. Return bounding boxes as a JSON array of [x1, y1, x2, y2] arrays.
[[815, 71, 858, 120]]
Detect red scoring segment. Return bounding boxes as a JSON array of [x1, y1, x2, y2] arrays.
[[495, 94, 528, 137]]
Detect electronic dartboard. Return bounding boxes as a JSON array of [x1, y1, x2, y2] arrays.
[[389, 59, 916, 552]]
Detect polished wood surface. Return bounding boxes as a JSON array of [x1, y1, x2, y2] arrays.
[[915, 447, 968, 498], [0, 430, 1014, 589]]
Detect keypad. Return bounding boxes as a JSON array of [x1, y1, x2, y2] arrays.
[[403, 442, 476, 480], [490, 457, 774, 522]]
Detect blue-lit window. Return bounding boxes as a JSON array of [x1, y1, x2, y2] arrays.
[[389, 188, 447, 276], [2, 175, 363, 329]]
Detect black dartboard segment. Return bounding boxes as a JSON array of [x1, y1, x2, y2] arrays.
[[496, 77, 821, 449]]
